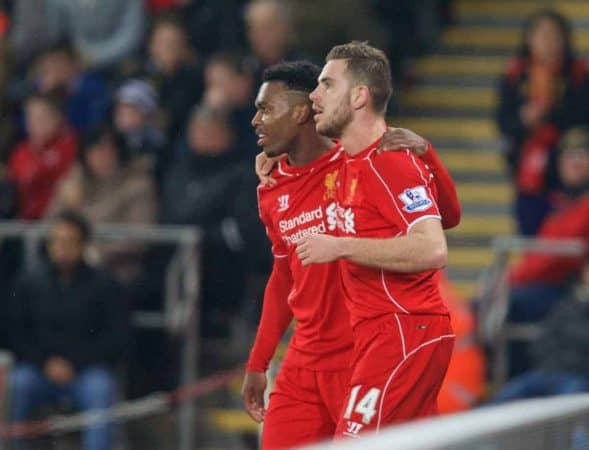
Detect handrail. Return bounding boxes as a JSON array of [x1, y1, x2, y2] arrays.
[[477, 235, 586, 386], [0, 221, 201, 244], [0, 220, 203, 450]]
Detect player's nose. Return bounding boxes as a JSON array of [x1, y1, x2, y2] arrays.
[[309, 86, 319, 104], [251, 110, 262, 128]]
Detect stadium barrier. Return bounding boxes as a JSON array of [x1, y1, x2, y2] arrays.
[[476, 236, 586, 387], [0, 221, 202, 450], [302, 394, 589, 450]]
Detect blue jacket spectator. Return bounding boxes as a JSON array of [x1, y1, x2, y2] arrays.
[[35, 44, 109, 133]]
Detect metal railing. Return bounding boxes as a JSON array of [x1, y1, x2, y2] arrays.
[[0, 221, 202, 450], [476, 235, 586, 387]]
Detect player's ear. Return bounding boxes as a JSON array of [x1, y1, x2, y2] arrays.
[[293, 102, 312, 124], [351, 85, 369, 110]]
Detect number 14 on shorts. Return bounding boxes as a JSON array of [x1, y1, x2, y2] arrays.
[[343, 385, 382, 425]]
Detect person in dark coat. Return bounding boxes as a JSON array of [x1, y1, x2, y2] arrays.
[[496, 9, 589, 235], [493, 261, 589, 403], [162, 105, 268, 338], [135, 15, 204, 143], [9, 210, 130, 450]]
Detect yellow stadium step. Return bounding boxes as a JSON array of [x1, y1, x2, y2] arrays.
[[395, 118, 496, 141], [455, 0, 589, 20], [452, 279, 480, 299], [439, 150, 505, 173], [442, 26, 589, 51], [208, 408, 259, 434], [402, 87, 496, 110], [457, 182, 513, 205], [448, 214, 515, 237], [413, 55, 507, 78], [448, 246, 495, 270]]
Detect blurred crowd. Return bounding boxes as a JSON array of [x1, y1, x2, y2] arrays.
[[3, 0, 588, 447], [494, 10, 589, 403], [0, 1, 452, 449]]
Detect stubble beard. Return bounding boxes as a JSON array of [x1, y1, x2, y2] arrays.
[[316, 98, 353, 139]]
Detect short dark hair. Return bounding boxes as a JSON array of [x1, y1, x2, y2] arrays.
[[38, 41, 78, 62], [262, 60, 321, 93], [25, 91, 66, 117], [151, 12, 187, 36], [326, 41, 392, 114], [207, 51, 256, 77], [80, 125, 130, 174], [520, 9, 573, 64], [53, 209, 92, 243]]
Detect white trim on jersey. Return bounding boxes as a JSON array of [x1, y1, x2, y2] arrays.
[[376, 333, 456, 432]]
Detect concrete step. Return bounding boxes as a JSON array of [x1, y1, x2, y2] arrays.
[[396, 117, 497, 141], [454, 0, 589, 21], [401, 86, 496, 111], [457, 181, 513, 205], [413, 55, 506, 78], [451, 279, 481, 299], [441, 25, 589, 52], [448, 213, 515, 237], [207, 408, 259, 434], [439, 149, 505, 174], [448, 246, 495, 270]]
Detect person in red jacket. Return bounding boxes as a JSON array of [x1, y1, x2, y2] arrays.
[[508, 125, 589, 376], [8, 93, 78, 220]]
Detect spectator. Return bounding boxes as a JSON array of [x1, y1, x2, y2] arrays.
[[0, 13, 18, 161], [492, 261, 589, 403], [114, 79, 166, 181], [506, 126, 589, 376], [244, 0, 298, 82], [8, 92, 77, 220], [292, 0, 388, 68], [45, 0, 145, 70], [47, 125, 157, 284], [496, 9, 589, 235], [140, 14, 203, 142], [203, 52, 257, 156], [9, 210, 129, 450], [158, 0, 247, 59], [8, 0, 61, 68], [509, 126, 589, 323], [33, 44, 109, 133], [161, 105, 266, 338]]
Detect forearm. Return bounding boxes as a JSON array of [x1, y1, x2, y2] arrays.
[[421, 144, 461, 229], [338, 233, 447, 273], [247, 259, 294, 372]]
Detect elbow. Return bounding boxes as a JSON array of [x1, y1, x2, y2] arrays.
[[429, 243, 448, 270]]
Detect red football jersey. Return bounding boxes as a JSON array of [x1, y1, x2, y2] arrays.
[[254, 145, 354, 370], [334, 139, 449, 328]]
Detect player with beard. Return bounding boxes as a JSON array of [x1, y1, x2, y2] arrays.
[[296, 41, 456, 437], [243, 60, 460, 448]]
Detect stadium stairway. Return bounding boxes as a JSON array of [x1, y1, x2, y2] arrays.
[[201, 1, 589, 445], [399, 0, 589, 299]]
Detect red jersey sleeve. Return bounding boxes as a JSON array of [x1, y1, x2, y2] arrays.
[[369, 150, 441, 233], [420, 143, 461, 229], [246, 256, 293, 371], [257, 186, 288, 258], [247, 189, 293, 372]]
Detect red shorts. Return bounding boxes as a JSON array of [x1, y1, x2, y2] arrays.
[[262, 365, 352, 449], [335, 314, 454, 438]]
